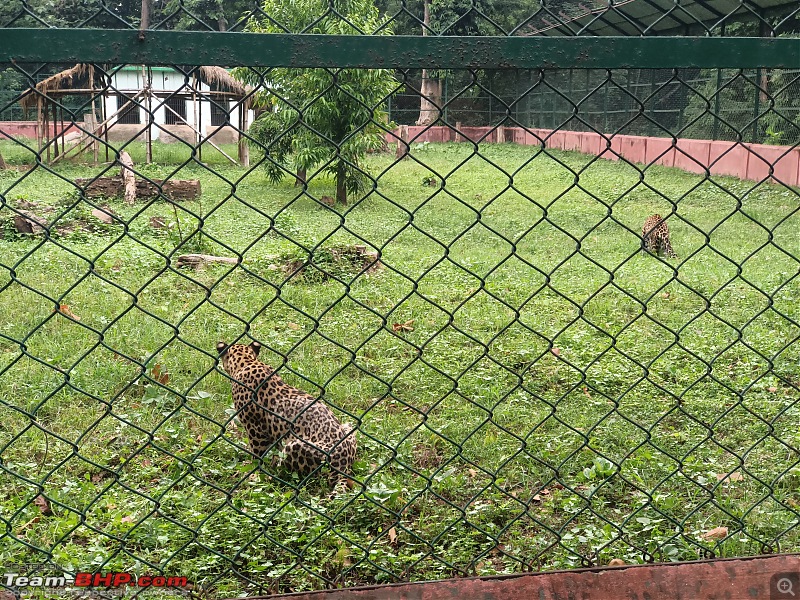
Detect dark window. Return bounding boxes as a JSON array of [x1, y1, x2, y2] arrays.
[[116, 94, 140, 124], [210, 97, 229, 126], [163, 95, 187, 125]]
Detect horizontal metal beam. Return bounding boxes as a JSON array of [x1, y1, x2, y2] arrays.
[[2, 29, 799, 69], [230, 554, 800, 600]]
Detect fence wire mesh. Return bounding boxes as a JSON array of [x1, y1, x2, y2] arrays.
[[1, 2, 800, 599]]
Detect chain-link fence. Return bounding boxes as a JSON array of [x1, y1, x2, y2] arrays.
[[1, 1, 800, 599], [390, 68, 800, 144]]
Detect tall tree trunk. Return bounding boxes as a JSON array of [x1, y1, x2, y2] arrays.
[[416, 0, 441, 126], [336, 161, 347, 204]]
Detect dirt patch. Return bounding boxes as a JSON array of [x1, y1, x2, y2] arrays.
[[1, 199, 116, 239], [413, 442, 446, 470]]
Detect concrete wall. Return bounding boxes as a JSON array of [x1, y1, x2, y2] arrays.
[[388, 126, 800, 186], [1, 121, 240, 145], [0, 121, 80, 139], [4, 118, 798, 186]]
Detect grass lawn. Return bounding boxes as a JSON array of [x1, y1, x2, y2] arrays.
[[1, 138, 799, 597]]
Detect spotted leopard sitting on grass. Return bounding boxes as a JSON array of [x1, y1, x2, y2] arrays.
[[641, 214, 677, 259], [217, 340, 357, 493]]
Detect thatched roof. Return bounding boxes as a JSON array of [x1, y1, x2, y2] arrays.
[[19, 64, 252, 113], [198, 66, 251, 97], [19, 63, 103, 111]]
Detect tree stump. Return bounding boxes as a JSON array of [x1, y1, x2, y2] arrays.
[[13, 210, 46, 235], [120, 151, 136, 205], [395, 125, 409, 160]]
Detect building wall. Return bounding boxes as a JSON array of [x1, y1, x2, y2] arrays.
[[101, 67, 251, 144]]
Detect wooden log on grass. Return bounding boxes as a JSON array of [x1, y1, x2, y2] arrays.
[[74, 176, 201, 201], [395, 125, 408, 160], [120, 151, 136, 205], [138, 179, 201, 201], [75, 176, 121, 198], [13, 210, 46, 235], [176, 254, 239, 269]]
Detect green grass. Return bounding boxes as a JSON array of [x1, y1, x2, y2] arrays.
[[1, 138, 800, 597]]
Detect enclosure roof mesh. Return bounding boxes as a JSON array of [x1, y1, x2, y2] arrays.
[[531, 0, 797, 36]]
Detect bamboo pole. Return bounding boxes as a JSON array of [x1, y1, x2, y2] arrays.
[[52, 102, 59, 158], [35, 98, 41, 153], [193, 73, 201, 160], [36, 97, 43, 156], [60, 105, 65, 156], [103, 87, 109, 162], [50, 92, 145, 165], [237, 103, 249, 166], [90, 65, 99, 163], [162, 101, 238, 165], [145, 66, 153, 163], [44, 99, 50, 163]]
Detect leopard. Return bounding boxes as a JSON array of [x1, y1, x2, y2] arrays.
[[216, 340, 357, 493], [641, 214, 677, 259]]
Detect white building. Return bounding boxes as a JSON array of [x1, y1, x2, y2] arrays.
[[105, 65, 253, 145]]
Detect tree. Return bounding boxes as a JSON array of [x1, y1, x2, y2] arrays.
[[163, 0, 256, 31], [417, 0, 440, 126], [375, 0, 509, 125], [236, 0, 397, 204]]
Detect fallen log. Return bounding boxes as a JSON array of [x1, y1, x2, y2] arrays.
[[91, 208, 115, 224], [74, 176, 201, 201], [119, 151, 136, 205], [176, 254, 239, 269], [13, 210, 46, 235]]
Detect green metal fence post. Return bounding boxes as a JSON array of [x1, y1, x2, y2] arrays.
[[753, 66, 762, 143], [603, 71, 610, 134], [648, 69, 657, 136], [568, 68, 574, 128], [713, 68, 723, 140], [539, 74, 545, 127], [443, 75, 449, 123]]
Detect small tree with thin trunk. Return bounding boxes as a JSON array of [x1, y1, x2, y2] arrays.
[[236, 0, 397, 205]]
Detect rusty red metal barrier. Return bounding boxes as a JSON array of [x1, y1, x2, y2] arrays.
[[234, 554, 800, 600]]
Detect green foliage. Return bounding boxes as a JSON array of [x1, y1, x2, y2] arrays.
[[2, 140, 800, 597], [375, 0, 526, 35], [682, 66, 800, 144], [235, 0, 398, 203], [163, 0, 254, 30]]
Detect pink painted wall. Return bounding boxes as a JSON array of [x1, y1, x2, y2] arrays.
[[4, 119, 798, 186], [0, 121, 81, 139], [386, 125, 800, 186]]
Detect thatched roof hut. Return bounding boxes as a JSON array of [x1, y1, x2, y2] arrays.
[[198, 66, 252, 100], [19, 63, 106, 113], [18, 63, 254, 165], [19, 64, 252, 112]]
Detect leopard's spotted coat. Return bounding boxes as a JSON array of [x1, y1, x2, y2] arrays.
[[217, 341, 357, 492], [642, 214, 677, 259]]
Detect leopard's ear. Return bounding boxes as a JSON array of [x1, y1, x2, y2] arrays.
[[249, 340, 261, 356], [216, 341, 228, 354]]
